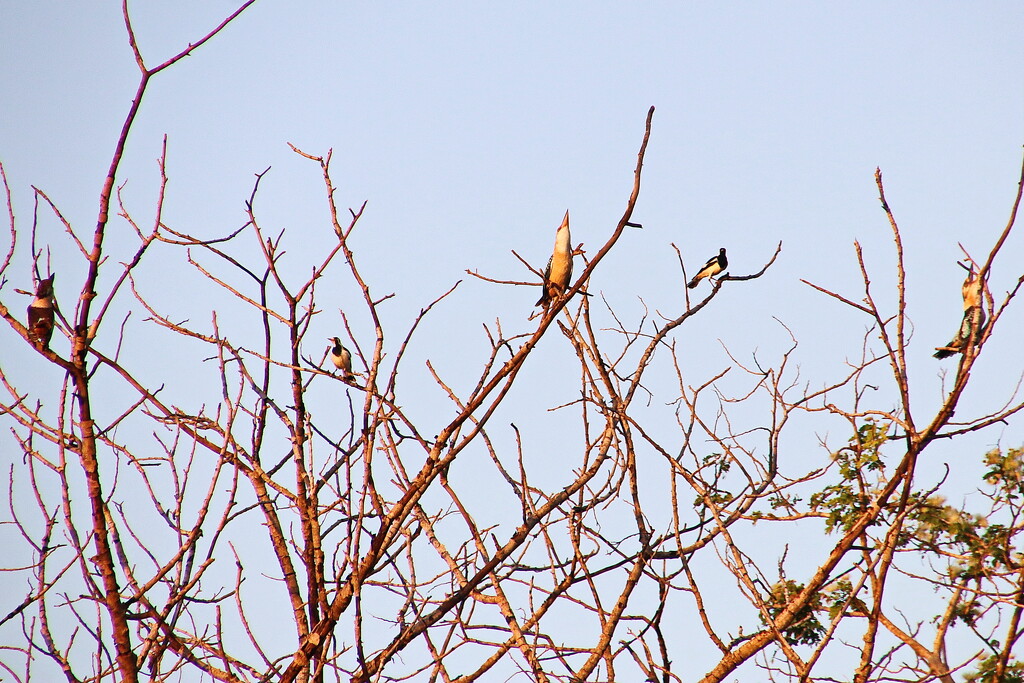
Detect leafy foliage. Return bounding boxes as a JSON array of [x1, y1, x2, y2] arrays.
[[810, 419, 891, 533], [763, 580, 826, 646], [964, 655, 1024, 683]]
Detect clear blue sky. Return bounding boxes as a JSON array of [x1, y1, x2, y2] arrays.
[[2, 2, 1023, 678], [3, 3, 1021, 356]]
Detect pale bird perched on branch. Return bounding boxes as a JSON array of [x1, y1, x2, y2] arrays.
[[329, 336, 353, 380], [960, 268, 982, 310], [536, 210, 572, 308], [687, 248, 728, 289], [934, 268, 985, 359], [27, 274, 56, 350]]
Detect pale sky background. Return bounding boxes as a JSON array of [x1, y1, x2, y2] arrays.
[[2, 2, 1024, 679]]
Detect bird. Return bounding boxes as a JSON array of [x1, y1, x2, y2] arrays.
[[934, 269, 985, 359], [933, 306, 986, 359], [960, 269, 982, 310], [535, 211, 572, 307], [687, 248, 728, 289], [27, 274, 56, 350], [328, 336, 353, 380]]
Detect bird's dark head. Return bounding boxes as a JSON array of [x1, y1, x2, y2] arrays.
[[36, 274, 55, 297], [329, 336, 342, 346], [719, 248, 727, 255]]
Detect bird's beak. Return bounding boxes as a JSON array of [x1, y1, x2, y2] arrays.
[[561, 210, 569, 228]]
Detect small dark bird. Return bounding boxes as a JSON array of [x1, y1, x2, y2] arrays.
[[27, 274, 56, 350], [687, 248, 728, 289], [536, 211, 572, 307], [328, 336, 353, 380], [934, 269, 985, 359]]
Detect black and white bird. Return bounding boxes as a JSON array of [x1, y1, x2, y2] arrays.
[[934, 269, 985, 359], [536, 211, 572, 307], [328, 336, 353, 380], [27, 274, 56, 350], [687, 248, 727, 289]]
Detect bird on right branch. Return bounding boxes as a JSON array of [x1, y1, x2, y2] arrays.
[[687, 248, 728, 289], [934, 268, 985, 359]]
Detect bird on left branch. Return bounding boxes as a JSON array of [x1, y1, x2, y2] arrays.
[[27, 274, 56, 350]]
